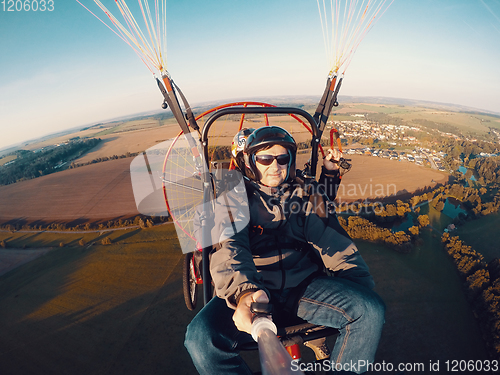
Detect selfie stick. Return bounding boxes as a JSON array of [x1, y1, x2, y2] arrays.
[[251, 303, 305, 375]]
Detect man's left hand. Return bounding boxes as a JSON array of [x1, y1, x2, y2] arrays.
[[323, 148, 342, 171]]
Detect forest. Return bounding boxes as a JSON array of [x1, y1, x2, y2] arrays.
[[442, 234, 500, 360], [338, 215, 415, 253], [0, 138, 101, 185], [0, 214, 169, 234], [469, 156, 500, 185]]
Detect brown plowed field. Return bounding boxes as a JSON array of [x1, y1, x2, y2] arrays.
[[334, 155, 448, 202], [0, 158, 139, 225], [0, 154, 448, 225], [297, 153, 448, 202]]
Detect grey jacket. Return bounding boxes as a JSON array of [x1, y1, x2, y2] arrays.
[[210, 168, 374, 309]]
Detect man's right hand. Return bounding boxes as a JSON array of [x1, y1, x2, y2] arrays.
[[233, 290, 269, 334]]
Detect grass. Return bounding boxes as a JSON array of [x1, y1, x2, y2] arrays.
[[1, 100, 497, 372], [330, 114, 359, 121], [91, 124, 123, 137], [358, 232, 488, 365], [0, 216, 493, 373], [344, 103, 414, 115], [90, 118, 167, 138], [397, 109, 492, 135], [455, 211, 500, 262], [0, 224, 199, 375], [0, 224, 177, 249]]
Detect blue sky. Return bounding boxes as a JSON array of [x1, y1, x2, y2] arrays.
[[1, 0, 499, 150]]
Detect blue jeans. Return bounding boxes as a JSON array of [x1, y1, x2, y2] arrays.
[[185, 276, 385, 374]]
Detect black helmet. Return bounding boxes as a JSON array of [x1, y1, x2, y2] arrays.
[[243, 126, 297, 182]]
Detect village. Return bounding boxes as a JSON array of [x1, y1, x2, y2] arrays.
[[330, 118, 449, 171]]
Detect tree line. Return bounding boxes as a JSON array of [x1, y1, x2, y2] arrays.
[[372, 200, 412, 222], [0, 215, 170, 234], [438, 138, 498, 161], [70, 151, 139, 169], [337, 214, 429, 253], [469, 156, 500, 185], [442, 233, 500, 360], [407, 181, 500, 219], [0, 139, 101, 185]]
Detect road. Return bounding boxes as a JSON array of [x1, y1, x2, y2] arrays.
[[421, 149, 438, 170]]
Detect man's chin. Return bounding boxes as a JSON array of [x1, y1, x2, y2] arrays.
[[264, 177, 284, 187]]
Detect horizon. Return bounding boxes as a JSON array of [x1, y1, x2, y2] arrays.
[[1, 93, 499, 154], [1, 1, 500, 150]]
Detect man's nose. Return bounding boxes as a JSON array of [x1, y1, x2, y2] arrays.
[[269, 158, 282, 169]]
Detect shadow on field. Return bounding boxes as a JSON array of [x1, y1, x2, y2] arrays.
[[113, 229, 141, 243], [0, 242, 200, 375], [86, 137, 119, 153]]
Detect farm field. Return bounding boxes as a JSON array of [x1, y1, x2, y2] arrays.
[[72, 123, 181, 164], [332, 102, 500, 135], [334, 103, 415, 115], [454, 211, 500, 262], [18, 100, 500, 160], [296, 153, 449, 202], [22, 128, 105, 151], [0, 248, 54, 276], [0, 151, 448, 226], [0, 225, 201, 375], [21, 116, 177, 152], [396, 109, 495, 134], [0, 157, 139, 225], [0, 223, 488, 374], [0, 101, 452, 228], [1, 99, 497, 375], [75, 113, 320, 164]]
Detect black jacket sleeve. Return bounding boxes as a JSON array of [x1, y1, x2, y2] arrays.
[[318, 166, 342, 201]]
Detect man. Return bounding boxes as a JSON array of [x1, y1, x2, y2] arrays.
[[185, 126, 384, 374]]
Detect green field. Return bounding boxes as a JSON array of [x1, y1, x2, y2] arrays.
[[330, 102, 500, 137], [359, 230, 487, 366], [0, 224, 202, 375], [0, 224, 175, 248], [455, 211, 500, 262], [342, 103, 415, 115], [397, 109, 496, 135], [0, 221, 490, 373]]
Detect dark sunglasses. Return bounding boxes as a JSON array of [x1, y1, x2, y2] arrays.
[[254, 153, 291, 166]]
